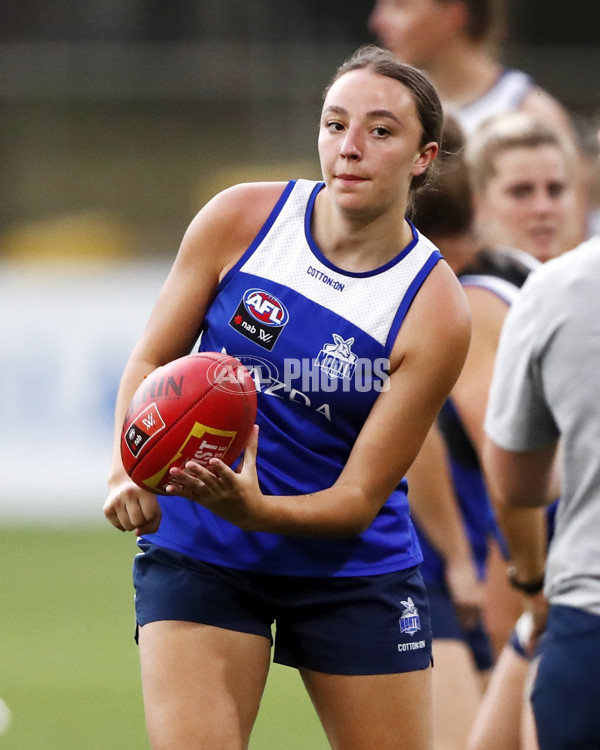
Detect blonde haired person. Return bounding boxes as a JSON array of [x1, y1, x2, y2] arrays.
[[464, 111, 577, 750], [408, 115, 544, 750], [466, 111, 579, 263]]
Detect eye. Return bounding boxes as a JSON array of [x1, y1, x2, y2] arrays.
[[372, 126, 391, 137], [547, 182, 566, 198], [325, 120, 345, 133], [508, 184, 533, 199]]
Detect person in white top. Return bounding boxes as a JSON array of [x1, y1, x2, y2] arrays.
[[483, 234, 600, 750], [368, 0, 588, 246], [368, 0, 574, 138]]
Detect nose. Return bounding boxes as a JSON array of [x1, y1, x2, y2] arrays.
[[340, 127, 362, 161], [534, 187, 560, 214]]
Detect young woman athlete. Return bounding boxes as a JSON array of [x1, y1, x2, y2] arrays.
[[104, 45, 471, 750]]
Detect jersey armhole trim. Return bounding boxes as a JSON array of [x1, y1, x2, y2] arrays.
[[216, 179, 297, 292], [384, 251, 442, 353]]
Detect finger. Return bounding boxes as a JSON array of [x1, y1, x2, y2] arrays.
[[103, 503, 125, 531], [240, 425, 259, 473], [167, 464, 207, 489], [180, 461, 216, 481], [207, 458, 236, 482], [135, 521, 160, 536], [126, 494, 157, 529], [135, 513, 161, 536], [114, 503, 137, 532]]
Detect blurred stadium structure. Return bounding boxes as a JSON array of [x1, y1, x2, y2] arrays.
[[1, 0, 598, 520]]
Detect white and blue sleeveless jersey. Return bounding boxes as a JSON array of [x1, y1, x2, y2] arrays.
[[143, 179, 443, 577], [455, 69, 535, 137]]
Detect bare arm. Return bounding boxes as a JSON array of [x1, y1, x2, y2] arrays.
[[482, 436, 557, 581], [407, 421, 483, 626], [103, 182, 288, 534], [451, 286, 508, 458], [482, 437, 558, 646], [167, 260, 472, 537]]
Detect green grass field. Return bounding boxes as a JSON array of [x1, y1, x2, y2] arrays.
[[0, 525, 329, 749]]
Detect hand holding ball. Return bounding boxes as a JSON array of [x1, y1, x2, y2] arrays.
[[121, 352, 257, 494]]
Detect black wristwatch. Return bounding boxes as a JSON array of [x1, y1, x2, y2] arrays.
[[507, 565, 545, 595]]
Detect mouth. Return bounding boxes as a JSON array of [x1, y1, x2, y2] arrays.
[[335, 174, 368, 183], [529, 226, 557, 244]]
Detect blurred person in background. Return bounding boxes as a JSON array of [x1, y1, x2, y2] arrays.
[[410, 109, 579, 749], [368, 0, 587, 247], [466, 120, 598, 750], [463, 112, 578, 750], [368, 0, 575, 138], [407, 114, 541, 750], [103, 45, 471, 750], [465, 111, 579, 265], [482, 230, 600, 750]]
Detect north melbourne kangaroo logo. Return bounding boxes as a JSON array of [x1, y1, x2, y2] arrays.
[[399, 598, 421, 636], [316, 334, 357, 380]]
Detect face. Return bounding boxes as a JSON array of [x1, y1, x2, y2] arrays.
[[369, 0, 459, 68], [475, 145, 575, 262], [318, 68, 437, 220]]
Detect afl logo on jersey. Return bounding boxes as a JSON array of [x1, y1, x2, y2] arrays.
[[229, 288, 289, 351], [243, 289, 289, 326]]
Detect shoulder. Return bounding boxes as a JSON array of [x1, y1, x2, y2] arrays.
[[190, 181, 290, 240], [522, 236, 600, 304], [179, 181, 290, 274], [392, 259, 471, 369], [463, 284, 508, 337], [520, 86, 576, 141]]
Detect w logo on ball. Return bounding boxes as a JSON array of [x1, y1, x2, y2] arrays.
[[124, 403, 166, 457]]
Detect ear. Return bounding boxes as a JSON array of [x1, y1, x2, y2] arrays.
[[411, 142, 439, 177]]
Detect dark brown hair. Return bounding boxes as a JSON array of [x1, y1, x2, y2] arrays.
[[411, 115, 474, 238]]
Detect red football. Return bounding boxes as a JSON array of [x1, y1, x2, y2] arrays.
[[120, 352, 257, 495]]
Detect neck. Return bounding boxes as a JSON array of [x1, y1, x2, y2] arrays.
[[313, 190, 413, 273], [424, 44, 502, 109]]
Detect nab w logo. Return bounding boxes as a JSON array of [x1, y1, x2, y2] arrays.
[[124, 402, 166, 457], [142, 413, 156, 430], [229, 288, 289, 351]]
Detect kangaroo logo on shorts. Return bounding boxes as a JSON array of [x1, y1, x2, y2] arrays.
[[399, 598, 421, 636], [229, 289, 289, 351]]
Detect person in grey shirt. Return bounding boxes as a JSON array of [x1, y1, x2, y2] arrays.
[[483, 234, 600, 750]]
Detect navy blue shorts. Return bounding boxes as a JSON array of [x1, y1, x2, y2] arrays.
[[531, 605, 600, 750], [426, 581, 494, 672], [133, 542, 433, 676]]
